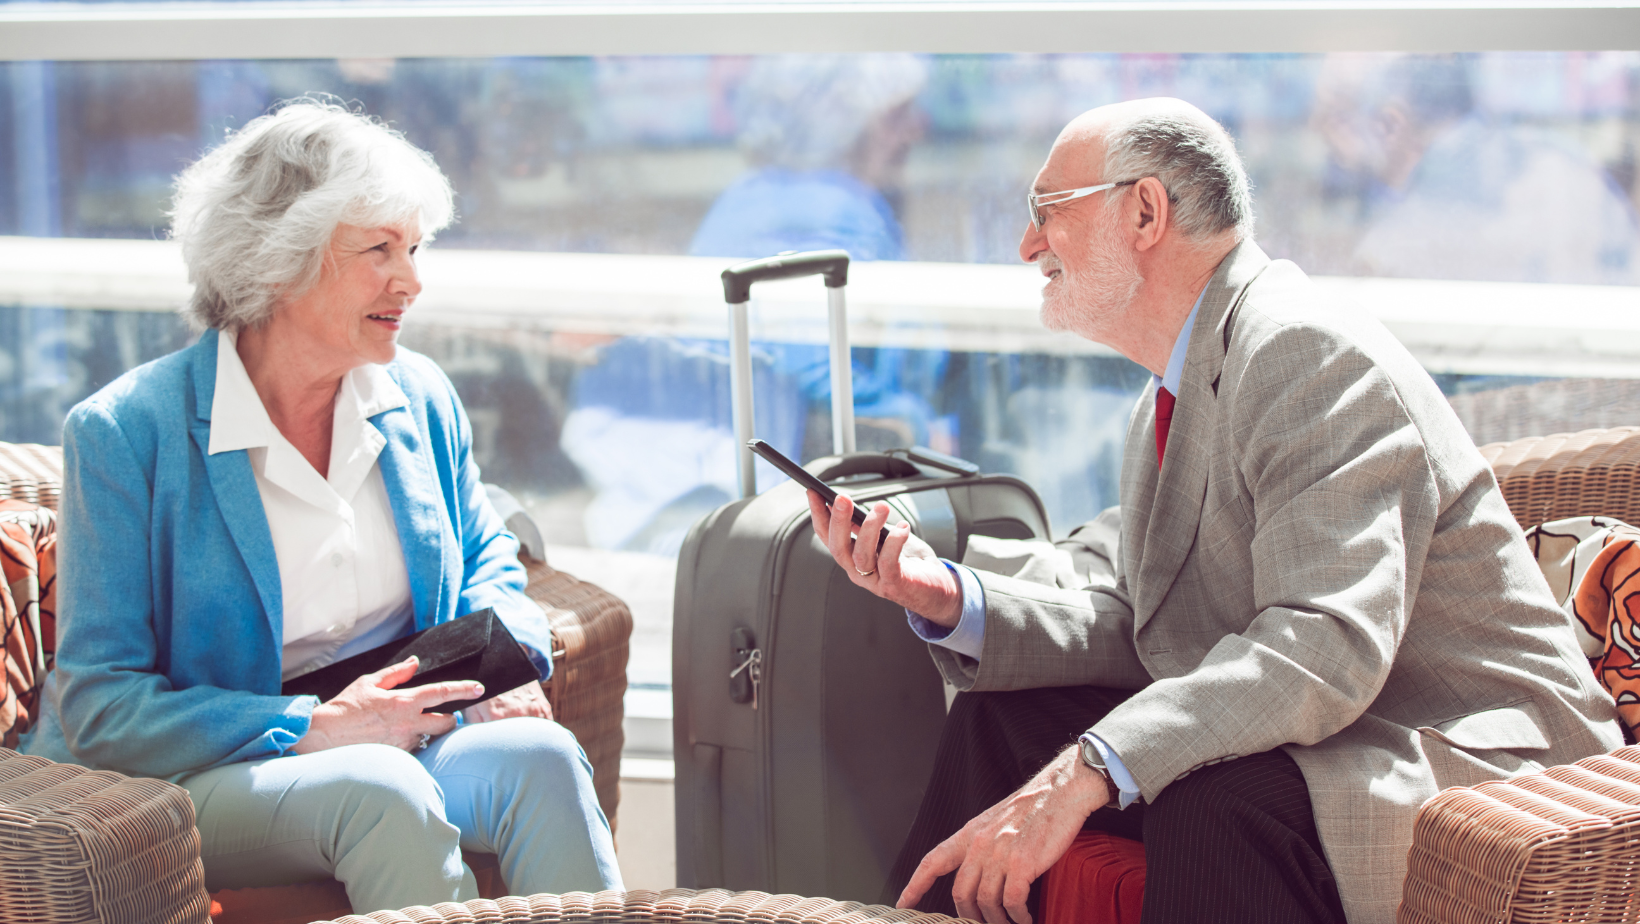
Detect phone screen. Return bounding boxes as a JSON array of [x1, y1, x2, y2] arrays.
[[748, 439, 888, 546]]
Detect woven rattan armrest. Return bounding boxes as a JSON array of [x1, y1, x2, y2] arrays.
[[1398, 744, 1640, 924], [525, 557, 632, 827], [305, 887, 971, 923], [0, 748, 210, 923]]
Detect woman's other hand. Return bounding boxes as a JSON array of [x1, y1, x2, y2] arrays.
[[291, 656, 480, 754], [462, 681, 553, 724]]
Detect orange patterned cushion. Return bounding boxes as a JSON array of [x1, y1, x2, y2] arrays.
[[0, 500, 56, 747], [1524, 516, 1640, 739]]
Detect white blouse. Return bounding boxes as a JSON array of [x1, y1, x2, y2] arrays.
[[208, 330, 416, 681]]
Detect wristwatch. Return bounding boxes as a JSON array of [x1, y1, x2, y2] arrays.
[[1078, 734, 1117, 808]]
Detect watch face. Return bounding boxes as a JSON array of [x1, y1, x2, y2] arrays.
[[1080, 736, 1107, 771]]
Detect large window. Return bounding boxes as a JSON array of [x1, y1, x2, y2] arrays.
[[4, 47, 1639, 707]]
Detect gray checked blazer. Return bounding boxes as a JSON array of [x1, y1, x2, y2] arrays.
[[928, 241, 1622, 923]]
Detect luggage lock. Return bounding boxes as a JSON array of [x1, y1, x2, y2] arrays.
[[729, 627, 763, 709]]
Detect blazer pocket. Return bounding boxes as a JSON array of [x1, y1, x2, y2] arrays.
[[1417, 700, 1551, 752]]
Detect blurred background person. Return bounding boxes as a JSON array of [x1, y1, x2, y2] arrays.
[[1313, 52, 1640, 285], [691, 54, 928, 260], [561, 55, 948, 556]]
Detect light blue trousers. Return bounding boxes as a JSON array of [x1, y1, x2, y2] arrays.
[[180, 717, 623, 914]]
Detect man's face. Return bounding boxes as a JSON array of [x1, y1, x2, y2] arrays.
[[1021, 134, 1144, 343]]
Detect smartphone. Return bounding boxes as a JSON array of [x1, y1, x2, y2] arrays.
[[748, 439, 891, 549]]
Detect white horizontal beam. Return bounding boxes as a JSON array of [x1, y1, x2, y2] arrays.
[[1, 1, 1637, 61], [2, 235, 1638, 379]]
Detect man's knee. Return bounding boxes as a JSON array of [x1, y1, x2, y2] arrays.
[[1144, 751, 1312, 840], [1145, 760, 1237, 831]]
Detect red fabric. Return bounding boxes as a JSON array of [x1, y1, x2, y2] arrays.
[[1155, 386, 1175, 466], [1042, 831, 1147, 924]]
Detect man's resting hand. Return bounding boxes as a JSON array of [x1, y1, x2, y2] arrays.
[[807, 490, 963, 627], [898, 743, 1111, 924]]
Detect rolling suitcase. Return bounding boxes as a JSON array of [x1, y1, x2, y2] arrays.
[[672, 250, 1052, 904]]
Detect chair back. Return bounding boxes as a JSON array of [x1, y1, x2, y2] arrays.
[[1479, 427, 1640, 531]]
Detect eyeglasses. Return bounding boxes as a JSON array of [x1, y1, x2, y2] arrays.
[[1027, 179, 1137, 230]]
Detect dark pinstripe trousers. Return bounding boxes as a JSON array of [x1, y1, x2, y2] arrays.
[[886, 687, 1348, 924]]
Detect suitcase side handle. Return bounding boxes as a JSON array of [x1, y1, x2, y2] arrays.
[[809, 453, 922, 483], [720, 249, 850, 304], [724, 249, 855, 498]]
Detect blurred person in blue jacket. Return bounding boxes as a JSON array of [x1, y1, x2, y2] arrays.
[[1312, 53, 1640, 285], [696, 53, 948, 462], [563, 55, 949, 556], [691, 53, 929, 261]]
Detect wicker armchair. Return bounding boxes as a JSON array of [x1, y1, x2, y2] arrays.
[[0, 748, 209, 924], [0, 441, 632, 923], [1399, 745, 1640, 924], [303, 888, 963, 924], [1391, 427, 1640, 924]]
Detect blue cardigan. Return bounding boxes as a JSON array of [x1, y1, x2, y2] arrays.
[[22, 328, 555, 781]]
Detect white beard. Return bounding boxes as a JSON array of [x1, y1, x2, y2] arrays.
[[1038, 212, 1145, 340]]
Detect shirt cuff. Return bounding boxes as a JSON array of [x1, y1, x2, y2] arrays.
[[905, 561, 986, 661], [1079, 732, 1142, 810]]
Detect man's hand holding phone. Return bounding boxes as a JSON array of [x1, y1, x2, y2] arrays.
[[806, 491, 963, 627]]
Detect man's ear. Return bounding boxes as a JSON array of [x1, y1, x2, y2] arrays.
[[1132, 176, 1170, 253]]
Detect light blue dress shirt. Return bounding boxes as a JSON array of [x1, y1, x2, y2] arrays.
[[905, 287, 1207, 810]]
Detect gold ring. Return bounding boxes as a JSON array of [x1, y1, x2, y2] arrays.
[[856, 568, 875, 577]]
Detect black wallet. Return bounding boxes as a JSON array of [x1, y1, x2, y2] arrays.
[[281, 608, 540, 714]]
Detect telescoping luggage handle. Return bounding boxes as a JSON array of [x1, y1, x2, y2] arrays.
[[721, 249, 853, 499]]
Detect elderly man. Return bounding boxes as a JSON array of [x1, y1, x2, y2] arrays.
[[809, 97, 1619, 924]]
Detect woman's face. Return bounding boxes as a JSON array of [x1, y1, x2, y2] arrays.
[[280, 220, 423, 369]]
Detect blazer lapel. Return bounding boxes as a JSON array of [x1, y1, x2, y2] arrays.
[[372, 404, 446, 629], [187, 328, 284, 640], [1130, 241, 1273, 632]]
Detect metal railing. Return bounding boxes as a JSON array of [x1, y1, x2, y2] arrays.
[[2, 235, 1637, 379]]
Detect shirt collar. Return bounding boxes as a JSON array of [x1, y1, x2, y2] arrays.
[[209, 329, 410, 456], [1156, 285, 1208, 394], [337, 357, 410, 425], [208, 328, 276, 455]]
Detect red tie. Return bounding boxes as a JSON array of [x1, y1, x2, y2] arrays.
[[1155, 386, 1175, 466]]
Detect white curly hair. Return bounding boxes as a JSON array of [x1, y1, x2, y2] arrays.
[[170, 98, 455, 331]]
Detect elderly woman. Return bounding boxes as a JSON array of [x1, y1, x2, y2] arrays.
[[20, 100, 622, 912]]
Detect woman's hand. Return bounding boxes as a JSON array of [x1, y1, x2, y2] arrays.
[[291, 656, 481, 755], [808, 490, 963, 626], [462, 680, 554, 723]]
